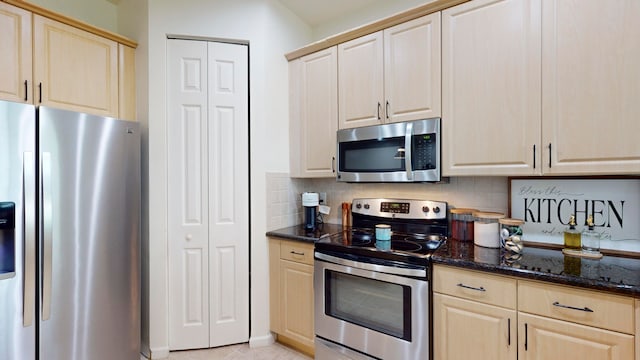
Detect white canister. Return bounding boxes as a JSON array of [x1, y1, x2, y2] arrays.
[[473, 212, 505, 248]]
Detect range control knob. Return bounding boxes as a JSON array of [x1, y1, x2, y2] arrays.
[[364, 204, 370, 210], [355, 203, 362, 209], [422, 206, 430, 213], [433, 206, 441, 214]]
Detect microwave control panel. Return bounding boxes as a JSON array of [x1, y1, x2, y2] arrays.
[[412, 133, 436, 170]]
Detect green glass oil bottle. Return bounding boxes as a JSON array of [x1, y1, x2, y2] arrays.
[[563, 214, 581, 250]]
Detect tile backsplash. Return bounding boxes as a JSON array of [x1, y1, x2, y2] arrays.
[[266, 173, 509, 230]]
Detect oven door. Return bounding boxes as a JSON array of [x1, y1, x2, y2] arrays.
[[314, 253, 429, 360]]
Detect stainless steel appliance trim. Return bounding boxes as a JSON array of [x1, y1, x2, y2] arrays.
[[336, 118, 440, 183], [23, 152, 35, 327], [315, 252, 426, 277], [315, 259, 429, 360], [315, 337, 376, 360], [41, 152, 52, 321], [351, 198, 448, 220], [404, 121, 413, 180], [337, 121, 407, 142]]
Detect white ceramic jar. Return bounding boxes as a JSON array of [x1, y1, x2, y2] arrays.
[[473, 211, 505, 248]]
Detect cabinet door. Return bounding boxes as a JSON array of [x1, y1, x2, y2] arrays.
[[118, 44, 136, 121], [292, 47, 338, 177], [434, 293, 516, 360], [542, 0, 640, 174], [384, 13, 441, 123], [279, 259, 314, 349], [0, 2, 31, 103], [636, 299, 640, 360], [338, 32, 384, 129], [519, 313, 634, 360], [442, 0, 541, 176], [33, 15, 118, 117]]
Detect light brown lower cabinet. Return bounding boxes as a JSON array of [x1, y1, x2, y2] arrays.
[[268, 238, 314, 356], [433, 293, 516, 360], [518, 312, 633, 360], [433, 264, 638, 360], [636, 300, 640, 360]]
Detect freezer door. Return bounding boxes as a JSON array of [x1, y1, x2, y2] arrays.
[[0, 100, 36, 360], [38, 107, 140, 360]]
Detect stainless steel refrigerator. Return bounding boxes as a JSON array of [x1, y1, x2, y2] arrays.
[[0, 100, 140, 360]]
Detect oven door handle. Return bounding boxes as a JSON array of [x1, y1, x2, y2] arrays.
[[315, 252, 426, 278]]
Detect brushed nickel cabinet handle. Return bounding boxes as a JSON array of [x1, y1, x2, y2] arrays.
[[456, 283, 486, 292], [24, 80, 28, 101], [524, 323, 528, 350], [385, 100, 390, 120], [533, 144, 536, 169], [508, 318, 511, 346], [552, 301, 594, 313], [290, 250, 305, 256], [548, 143, 552, 168], [377, 102, 381, 120]]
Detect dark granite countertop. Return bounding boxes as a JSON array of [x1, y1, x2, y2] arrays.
[[432, 239, 640, 298], [266, 223, 345, 243]]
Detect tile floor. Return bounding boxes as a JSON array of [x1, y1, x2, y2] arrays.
[[164, 342, 312, 360]]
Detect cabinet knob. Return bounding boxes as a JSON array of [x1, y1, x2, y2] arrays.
[[186, 234, 193, 241]]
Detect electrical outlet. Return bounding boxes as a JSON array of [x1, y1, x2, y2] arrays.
[[319, 192, 327, 204]]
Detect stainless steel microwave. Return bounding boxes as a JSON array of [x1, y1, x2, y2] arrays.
[[336, 118, 441, 182]]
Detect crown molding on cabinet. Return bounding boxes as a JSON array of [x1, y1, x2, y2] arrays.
[[285, 0, 468, 61], [2, 0, 137, 48]]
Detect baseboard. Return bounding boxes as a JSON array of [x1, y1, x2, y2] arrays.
[[147, 346, 170, 359], [249, 333, 275, 348]]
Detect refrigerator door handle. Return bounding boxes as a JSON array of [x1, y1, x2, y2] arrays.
[[41, 152, 53, 321], [23, 152, 36, 327]]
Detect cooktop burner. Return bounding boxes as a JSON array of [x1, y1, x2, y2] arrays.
[[315, 198, 449, 266]]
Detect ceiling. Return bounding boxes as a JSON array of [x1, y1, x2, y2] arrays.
[[278, 0, 384, 26]]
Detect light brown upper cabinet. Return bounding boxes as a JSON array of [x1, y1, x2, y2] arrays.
[[0, 1, 136, 120], [0, 2, 32, 103], [338, 13, 441, 129], [289, 47, 338, 178], [541, 0, 640, 175], [118, 44, 136, 121], [34, 15, 118, 117], [443, 0, 640, 176], [442, 0, 541, 176]]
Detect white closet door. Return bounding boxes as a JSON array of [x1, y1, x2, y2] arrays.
[[207, 42, 249, 347], [167, 39, 210, 350]]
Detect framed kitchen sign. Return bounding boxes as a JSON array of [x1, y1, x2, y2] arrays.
[[509, 177, 640, 255]]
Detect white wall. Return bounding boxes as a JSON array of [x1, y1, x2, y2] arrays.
[[27, 0, 118, 32], [311, 0, 435, 40], [135, 0, 311, 357]]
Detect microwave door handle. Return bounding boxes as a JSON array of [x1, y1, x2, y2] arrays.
[[404, 122, 413, 180]]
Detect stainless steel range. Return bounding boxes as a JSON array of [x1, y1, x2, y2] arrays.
[[314, 198, 448, 360]]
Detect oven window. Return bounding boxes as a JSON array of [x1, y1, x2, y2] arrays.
[[339, 137, 405, 172], [324, 270, 411, 341]]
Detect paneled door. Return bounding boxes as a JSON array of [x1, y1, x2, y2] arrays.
[[167, 39, 249, 350]]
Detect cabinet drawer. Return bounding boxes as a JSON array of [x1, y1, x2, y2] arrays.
[[280, 240, 314, 265], [433, 265, 516, 309], [518, 280, 634, 334]]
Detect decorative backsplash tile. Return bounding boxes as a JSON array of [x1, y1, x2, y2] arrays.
[[266, 173, 509, 229]]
